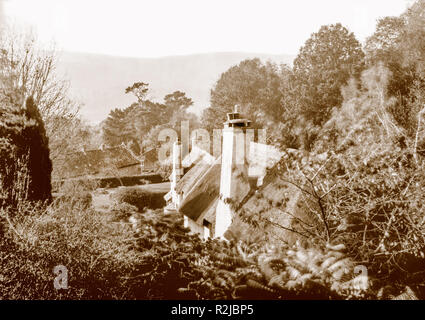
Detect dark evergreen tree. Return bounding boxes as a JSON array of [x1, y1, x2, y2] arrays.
[[24, 97, 52, 202], [0, 95, 52, 206]]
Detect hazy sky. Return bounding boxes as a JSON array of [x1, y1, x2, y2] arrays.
[[2, 0, 412, 57]]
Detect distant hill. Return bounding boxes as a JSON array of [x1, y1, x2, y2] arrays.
[[56, 51, 294, 124]]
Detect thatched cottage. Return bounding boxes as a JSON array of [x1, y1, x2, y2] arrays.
[[53, 145, 157, 180], [164, 107, 315, 241]]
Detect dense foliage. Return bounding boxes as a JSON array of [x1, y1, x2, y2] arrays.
[[293, 23, 365, 127], [315, 67, 425, 287], [0, 30, 83, 164], [102, 85, 198, 156], [0, 94, 52, 207], [203, 58, 286, 132], [202, 0, 425, 298], [113, 187, 166, 211], [0, 196, 378, 300], [364, 2, 425, 132]]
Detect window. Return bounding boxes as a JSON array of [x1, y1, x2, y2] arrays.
[[203, 220, 212, 239]]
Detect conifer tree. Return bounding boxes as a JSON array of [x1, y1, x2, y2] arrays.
[[0, 94, 52, 206]]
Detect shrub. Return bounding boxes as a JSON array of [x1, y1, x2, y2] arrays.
[[282, 68, 425, 296], [55, 179, 97, 209], [223, 63, 425, 298], [314, 145, 425, 287], [98, 174, 163, 188], [58, 179, 99, 194], [113, 187, 165, 211], [109, 202, 138, 221], [55, 191, 92, 209], [0, 199, 140, 299], [155, 162, 172, 181], [0, 195, 393, 300], [0, 199, 242, 300]]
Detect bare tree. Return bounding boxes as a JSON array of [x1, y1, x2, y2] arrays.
[[0, 27, 81, 160]]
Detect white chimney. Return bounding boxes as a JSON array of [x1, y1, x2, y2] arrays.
[[215, 105, 251, 238]]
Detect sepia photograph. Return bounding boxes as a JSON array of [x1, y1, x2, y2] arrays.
[[0, 0, 424, 306]]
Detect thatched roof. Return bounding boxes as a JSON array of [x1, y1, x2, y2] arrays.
[[247, 142, 284, 178], [53, 146, 141, 179], [176, 156, 217, 195], [179, 159, 253, 223], [142, 148, 158, 164], [182, 145, 215, 168], [229, 149, 320, 244], [178, 157, 221, 221], [169, 140, 307, 240], [173, 142, 284, 225]]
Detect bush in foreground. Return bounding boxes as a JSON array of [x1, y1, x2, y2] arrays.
[[113, 187, 165, 211], [0, 200, 138, 299], [0, 195, 391, 300]]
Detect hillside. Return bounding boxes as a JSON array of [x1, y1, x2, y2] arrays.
[[55, 51, 294, 123]]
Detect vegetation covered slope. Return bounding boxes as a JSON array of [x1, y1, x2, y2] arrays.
[[0, 197, 375, 300]]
